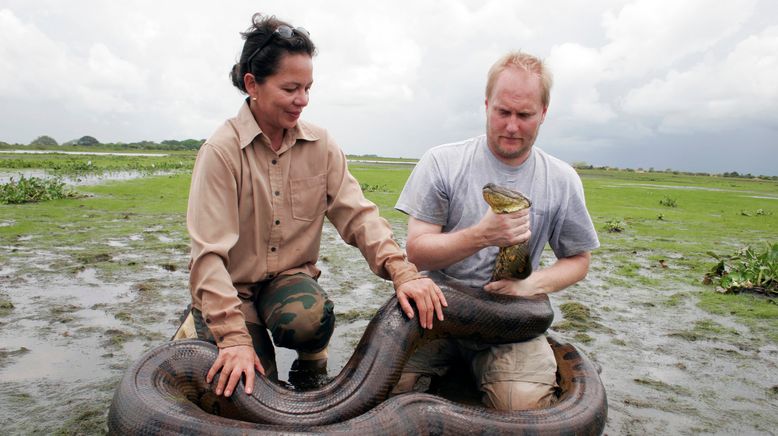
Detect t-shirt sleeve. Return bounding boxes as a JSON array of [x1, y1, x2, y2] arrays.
[[395, 151, 450, 226], [548, 171, 600, 258]]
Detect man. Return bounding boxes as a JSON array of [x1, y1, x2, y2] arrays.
[[393, 51, 599, 410]]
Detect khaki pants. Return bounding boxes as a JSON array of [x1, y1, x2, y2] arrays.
[[392, 335, 557, 410]]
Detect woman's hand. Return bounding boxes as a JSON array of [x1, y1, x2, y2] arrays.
[[396, 277, 448, 329], [206, 344, 265, 397]]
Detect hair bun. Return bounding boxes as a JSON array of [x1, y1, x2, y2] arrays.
[[229, 63, 246, 92]]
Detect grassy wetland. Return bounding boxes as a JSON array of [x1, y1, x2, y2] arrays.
[[1, 150, 777, 435]]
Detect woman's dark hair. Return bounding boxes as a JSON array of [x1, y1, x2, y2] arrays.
[[230, 13, 316, 93]]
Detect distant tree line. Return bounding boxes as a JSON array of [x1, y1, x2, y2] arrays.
[[0, 135, 204, 151], [571, 161, 778, 181], [0, 139, 775, 180]]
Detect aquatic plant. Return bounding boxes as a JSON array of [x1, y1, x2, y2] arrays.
[[359, 182, 389, 192], [0, 176, 80, 204], [704, 243, 777, 296], [603, 218, 626, 233]]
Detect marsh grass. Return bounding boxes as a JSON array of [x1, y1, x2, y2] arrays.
[[0, 152, 195, 174], [553, 301, 610, 337], [667, 318, 745, 344], [1, 158, 777, 345], [337, 308, 378, 323]]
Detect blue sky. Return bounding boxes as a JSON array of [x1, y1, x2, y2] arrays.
[[1, 0, 776, 175]]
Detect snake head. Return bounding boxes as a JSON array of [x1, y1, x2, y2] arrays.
[[482, 183, 531, 213]]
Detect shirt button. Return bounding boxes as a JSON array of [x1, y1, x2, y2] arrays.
[[205, 318, 211, 324], [275, 219, 280, 225], [270, 247, 277, 252], [218, 336, 224, 342], [271, 159, 277, 165], [274, 191, 280, 196]]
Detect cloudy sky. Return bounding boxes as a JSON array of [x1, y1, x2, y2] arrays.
[[1, 0, 777, 175]]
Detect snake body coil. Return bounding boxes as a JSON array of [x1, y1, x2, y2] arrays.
[[108, 274, 607, 435]]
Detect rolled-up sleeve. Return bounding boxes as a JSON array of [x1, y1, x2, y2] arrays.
[[323, 134, 422, 288], [187, 144, 252, 348]]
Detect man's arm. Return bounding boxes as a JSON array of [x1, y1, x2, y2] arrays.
[[405, 209, 531, 271], [484, 251, 591, 297]]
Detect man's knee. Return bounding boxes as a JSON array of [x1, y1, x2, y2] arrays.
[[391, 372, 435, 395], [481, 380, 556, 411], [391, 373, 421, 395]]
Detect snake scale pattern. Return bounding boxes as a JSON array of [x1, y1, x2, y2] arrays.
[[109, 184, 604, 434], [108, 273, 607, 435]]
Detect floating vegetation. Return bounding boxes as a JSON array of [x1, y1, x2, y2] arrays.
[[0, 176, 81, 204], [704, 243, 777, 296]]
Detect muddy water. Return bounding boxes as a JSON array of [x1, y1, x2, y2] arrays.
[[1, 223, 777, 434]]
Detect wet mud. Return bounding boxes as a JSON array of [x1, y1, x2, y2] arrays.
[[1, 223, 777, 435]]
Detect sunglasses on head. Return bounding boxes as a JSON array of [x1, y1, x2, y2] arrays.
[[245, 25, 310, 68]]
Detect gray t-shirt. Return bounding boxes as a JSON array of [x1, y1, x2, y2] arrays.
[[396, 135, 600, 287]]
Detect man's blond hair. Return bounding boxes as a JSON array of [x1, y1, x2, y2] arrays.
[[485, 51, 553, 107]]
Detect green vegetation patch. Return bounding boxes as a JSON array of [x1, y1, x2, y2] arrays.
[[348, 163, 414, 220], [337, 308, 377, 323], [52, 404, 107, 436], [0, 151, 195, 174], [634, 377, 691, 396], [667, 318, 742, 343], [0, 299, 14, 316], [0, 176, 81, 204], [704, 243, 777, 296], [696, 292, 778, 344], [603, 218, 626, 233], [553, 301, 610, 335]]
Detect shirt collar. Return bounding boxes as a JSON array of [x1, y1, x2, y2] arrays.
[[235, 98, 319, 150]]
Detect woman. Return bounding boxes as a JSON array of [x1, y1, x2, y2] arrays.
[[186, 13, 447, 398]]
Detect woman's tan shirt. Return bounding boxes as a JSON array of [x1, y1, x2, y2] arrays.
[[187, 101, 421, 348]]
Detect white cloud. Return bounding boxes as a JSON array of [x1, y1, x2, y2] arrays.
[[622, 26, 778, 132], [547, 43, 615, 124], [600, 0, 757, 77], [0, 0, 775, 174]]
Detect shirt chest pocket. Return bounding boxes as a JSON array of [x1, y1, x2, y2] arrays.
[[290, 174, 327, 222]]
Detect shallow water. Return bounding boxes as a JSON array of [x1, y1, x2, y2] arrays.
[[0, 169, 176, 186], [0, 223, 777, 434]]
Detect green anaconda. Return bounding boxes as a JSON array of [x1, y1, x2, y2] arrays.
[[108, 274, 607, 435], [482, 183, 533, 281]]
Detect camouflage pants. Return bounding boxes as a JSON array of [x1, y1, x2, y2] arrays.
[[191, 273, 335, 380]]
